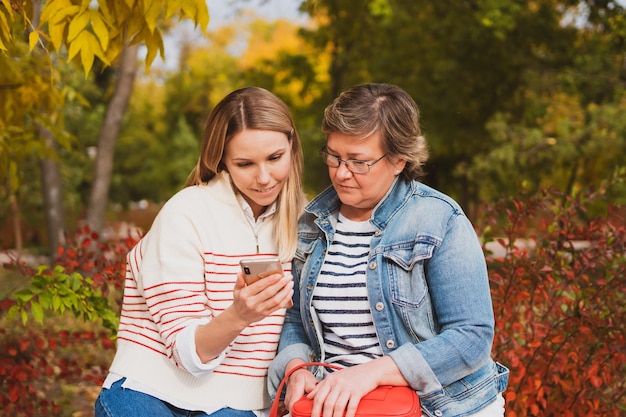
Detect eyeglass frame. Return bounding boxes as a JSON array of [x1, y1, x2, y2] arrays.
[[319, 148, 388, 174]]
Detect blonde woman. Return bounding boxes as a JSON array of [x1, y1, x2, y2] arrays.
[[96, 87, 305, 417]]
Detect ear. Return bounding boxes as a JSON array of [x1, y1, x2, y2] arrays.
[[394, 158, 407, 175]]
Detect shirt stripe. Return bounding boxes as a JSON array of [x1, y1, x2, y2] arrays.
[[312, 214, 383, 367]]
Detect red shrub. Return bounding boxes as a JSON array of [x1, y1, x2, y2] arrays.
[[0, 225, 139, 416], [479, 190, 626, 416]]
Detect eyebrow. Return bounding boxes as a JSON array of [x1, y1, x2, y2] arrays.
[[325, 146, 371, 159], [230, 148, 288, 161]]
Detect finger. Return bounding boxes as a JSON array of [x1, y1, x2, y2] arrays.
[[321, 389, 343, 417], [344, 395, 360, 417], [261, 277, 294, 306], [234, 272, 246, 290], [308, 385, 327, 417]]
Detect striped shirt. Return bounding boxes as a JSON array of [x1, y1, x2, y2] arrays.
[[312, 213, 383, 367]]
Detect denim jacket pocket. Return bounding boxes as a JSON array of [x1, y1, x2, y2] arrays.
[[383, 239, 436, 309], [495, 362, 510, 392]]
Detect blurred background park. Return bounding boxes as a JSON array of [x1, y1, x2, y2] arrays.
[[1, 0, 625, 416]]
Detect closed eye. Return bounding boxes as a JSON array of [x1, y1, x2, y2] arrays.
[[350, 160, 368, 166]]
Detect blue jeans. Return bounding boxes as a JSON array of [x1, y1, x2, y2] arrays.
[[95, 378, 257, 417]]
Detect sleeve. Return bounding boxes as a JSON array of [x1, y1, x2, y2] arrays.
[[389, 213, 495, 389], [138, 194, 218, 370], [174, 319, 226, 377], [267, 251, 314, 399]]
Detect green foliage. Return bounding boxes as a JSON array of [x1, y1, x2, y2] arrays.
[[7, 264, 118, 333], [464, 91, 626, 202], [300, 0, 625, 213]]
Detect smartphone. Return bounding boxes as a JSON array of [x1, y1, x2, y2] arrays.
[[240, 257, 283, 285]]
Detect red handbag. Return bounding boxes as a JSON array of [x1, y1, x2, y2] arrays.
[[270, 362, 422, 417]]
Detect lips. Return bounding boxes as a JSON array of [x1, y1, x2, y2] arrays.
[[255, 185, 277, 194]]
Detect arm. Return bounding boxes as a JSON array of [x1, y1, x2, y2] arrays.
[[195, 271, 293, 362], [140, 198, 293, 371], [389, 213, 495, 388]]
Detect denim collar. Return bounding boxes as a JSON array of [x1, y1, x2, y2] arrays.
[[305, 177, 414, 230]]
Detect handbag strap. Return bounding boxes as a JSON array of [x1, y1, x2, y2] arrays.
[[269, 362, 343, 417]]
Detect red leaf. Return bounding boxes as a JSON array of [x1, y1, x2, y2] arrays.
[[9, 385, 19, 403], [590, 375, 603, 388]]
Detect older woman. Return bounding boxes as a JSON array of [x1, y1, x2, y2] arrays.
[[269, 83, 508, 417]]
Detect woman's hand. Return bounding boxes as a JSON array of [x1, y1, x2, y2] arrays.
[[306, 357, 408, 417], [284, 361, 318, 412], [231, 271, 294, 326], [194, 272, 292, 363]]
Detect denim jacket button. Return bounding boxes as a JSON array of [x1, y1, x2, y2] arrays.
[[386, 340, 395, 348], [374, 230, 382, 237], [369, 261, 376, 270], [375, 302, 384, 311], [434, 410, 443, 416]]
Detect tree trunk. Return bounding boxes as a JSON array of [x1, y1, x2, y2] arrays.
[[40, 129, 66, 261], [31, 0, 65, 262], [8, 188, 23, 260], [86, 43, 139, 234]]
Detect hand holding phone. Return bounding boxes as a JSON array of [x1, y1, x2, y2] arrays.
[[240, 257, 283, 285], [239, 257, 293, 309]]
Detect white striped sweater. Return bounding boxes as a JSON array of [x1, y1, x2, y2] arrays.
[[107, 172, 288, 411]]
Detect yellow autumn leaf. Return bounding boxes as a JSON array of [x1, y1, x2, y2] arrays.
[[40, 0, 64, 24], [77, 0, 91, 13], [144, 0, 161, 33], [123, 0, 136, 10], [0, 3, 10, 26], [0, 5, 13, 40], [180, 0, 195, 21], [90, 10, 109, 51], [124, 13, 144, 41], [67, 11, 90, 42], [97, 0, 111, 22], [45, 4, 80, 25], [67, 33, 86, 61], [81, 32, 96, 77], [87, 28, 110, 66], [48, 20, 66, 51], [0, 36, 7, 52], [194, 0, 209, 29], [165, 0, 178, 19], [104, 37, 123, 64], [28, 31, 40, 52], [143, 27, 164, 68]]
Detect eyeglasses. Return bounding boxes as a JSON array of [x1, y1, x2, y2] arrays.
[[319, 149, 387, 174]]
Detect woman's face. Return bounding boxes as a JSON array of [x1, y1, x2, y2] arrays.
[[222, 129, 292, 219], [326, 131, 406, 221]]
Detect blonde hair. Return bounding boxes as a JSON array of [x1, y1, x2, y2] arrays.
[[185, 87, 305, 261], [322, 83, 429, 181]]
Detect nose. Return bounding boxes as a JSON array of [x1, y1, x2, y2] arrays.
[[257, 164, 271, 183], [333, 160, 353, 179]]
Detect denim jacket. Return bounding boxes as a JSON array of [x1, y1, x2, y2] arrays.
[[268, 178, 509, 417]]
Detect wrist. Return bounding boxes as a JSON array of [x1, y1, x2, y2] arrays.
[[285, 359, 308, 380], [222, 306, 250, 332]]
